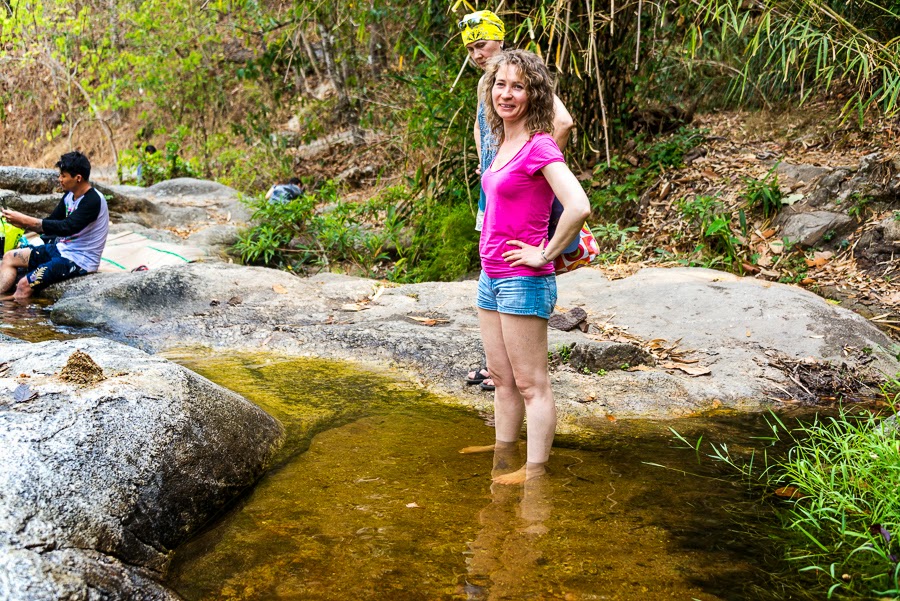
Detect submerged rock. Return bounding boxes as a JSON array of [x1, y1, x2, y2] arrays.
[[0, 337, 284, 600]]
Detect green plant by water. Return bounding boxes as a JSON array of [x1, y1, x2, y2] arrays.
[[669, 377, 900, 599], [235, 182, 415, 277]]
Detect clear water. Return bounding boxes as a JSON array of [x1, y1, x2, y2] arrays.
[[166, 354, 811, 601], [0, 298, 82, 342], [0, 311, 815, 600]]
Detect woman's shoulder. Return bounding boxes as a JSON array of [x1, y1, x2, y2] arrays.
[[530, 131, 557, 145], [527, 132, 562, 154]]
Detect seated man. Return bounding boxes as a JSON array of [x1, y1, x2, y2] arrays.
[[0, 151, 109, 299], [265, 177, 304, 204]]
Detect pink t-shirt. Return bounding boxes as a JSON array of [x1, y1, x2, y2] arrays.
[[480, 132, 564, 278]]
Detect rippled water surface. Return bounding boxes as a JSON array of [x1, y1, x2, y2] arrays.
[[166, 354, 808, 601], [0, 298, 84, 342]]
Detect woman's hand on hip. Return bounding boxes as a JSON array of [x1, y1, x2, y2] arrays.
[[503, 239, 549, 267]]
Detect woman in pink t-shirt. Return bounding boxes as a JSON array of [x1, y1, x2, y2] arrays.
[[469, 49, 590, 484]]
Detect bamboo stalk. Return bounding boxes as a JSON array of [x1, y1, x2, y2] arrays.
[[634, 0, 642, 71]]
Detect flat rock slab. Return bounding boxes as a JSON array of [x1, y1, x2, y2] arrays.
[[44, 264, 900, 421], [123, 177, 252, 225], [0, 337, 284, 600]]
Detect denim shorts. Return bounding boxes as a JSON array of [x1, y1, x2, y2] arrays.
[[26, 244, 88, 290], [476, 271, 557, 319]]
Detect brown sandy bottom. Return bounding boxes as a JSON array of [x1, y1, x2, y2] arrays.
[[166, 354, 811, 601]]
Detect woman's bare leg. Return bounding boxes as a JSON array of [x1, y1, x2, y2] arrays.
[[492, 313, 555, 485], [478, 308, 526, 445]]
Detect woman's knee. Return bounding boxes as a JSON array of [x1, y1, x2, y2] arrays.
[[515, 377, 552, 403]]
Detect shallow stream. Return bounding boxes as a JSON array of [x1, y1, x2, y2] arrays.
[[164, 354, 810, 601], [2, 301, 814, 600]]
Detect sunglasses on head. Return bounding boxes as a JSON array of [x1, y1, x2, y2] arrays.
[[458, 15, 483, 30]]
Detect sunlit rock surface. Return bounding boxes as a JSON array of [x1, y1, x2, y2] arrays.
[[45, 263, 900, 420]]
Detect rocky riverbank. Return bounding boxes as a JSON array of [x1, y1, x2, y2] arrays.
[[44, 261, 900, 421]]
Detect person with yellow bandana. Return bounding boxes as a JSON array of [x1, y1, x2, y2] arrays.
[[460, 10, 575, 392]]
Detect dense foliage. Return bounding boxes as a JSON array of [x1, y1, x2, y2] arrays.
[[1, 0, 898, 281]]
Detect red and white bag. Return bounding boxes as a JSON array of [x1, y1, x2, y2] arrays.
[[553, 223, 599, 274]]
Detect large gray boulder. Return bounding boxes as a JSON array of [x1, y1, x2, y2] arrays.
[[0, 167, 161, 223], [0, 168, 246, 232], [0, 337, 284, 599], [777, 209, 855, 247], [0, 167, 56, 194], [41, 263, 900, 420]]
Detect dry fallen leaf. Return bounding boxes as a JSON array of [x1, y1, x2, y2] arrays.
[[407, 315, 447, 326], [661, 362, 712, 376], [406, 502, 420, 508], [272, 284, 288, 294], [669, 357, 700, 364], [606, 414, 617, 422], [341, 303, 368, 312], [626, 364, 654, 372], [774, 486, 804, 500]]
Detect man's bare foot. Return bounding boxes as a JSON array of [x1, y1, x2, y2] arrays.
[[491, 462, 547, 485], [459, 444, 495, 454]]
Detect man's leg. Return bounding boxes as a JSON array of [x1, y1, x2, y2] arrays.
[[492, 313, 554, 485], [0, 247, 32, 295], [9, 247, 86, 300]]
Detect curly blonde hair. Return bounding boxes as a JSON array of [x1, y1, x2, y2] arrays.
[[479, 49, 555, 143]]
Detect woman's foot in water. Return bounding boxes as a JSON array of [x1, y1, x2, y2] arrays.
[[459, 438, 516, 455], [492, 462, 547, 485]]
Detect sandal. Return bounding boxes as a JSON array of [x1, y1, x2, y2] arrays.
[[466, 367, 490, 386], [480, 378, 495, 392]]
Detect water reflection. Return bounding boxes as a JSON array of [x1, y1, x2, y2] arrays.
[[464, 444, 554, 600]]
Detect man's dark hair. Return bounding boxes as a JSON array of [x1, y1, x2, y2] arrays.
[[56, 151, 91, 181], [288, 177, 301, 185]]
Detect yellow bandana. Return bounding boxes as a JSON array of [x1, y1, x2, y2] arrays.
[[459, 10, 505, 46]]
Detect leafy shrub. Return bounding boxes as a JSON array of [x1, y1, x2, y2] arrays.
[[589, 128, 704, 223], [402, 202, 478, 283], [742, 169, 783, 219], [678, 194, 741, 267], [592, 223, 642, 264], [235, 181, 416, 277], [117, 127, 198, 186]]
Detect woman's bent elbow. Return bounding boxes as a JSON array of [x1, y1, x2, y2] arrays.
[[575, 198, 591, 221]]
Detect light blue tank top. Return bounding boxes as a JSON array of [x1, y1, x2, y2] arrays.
[[476, 101, 496, 231]]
